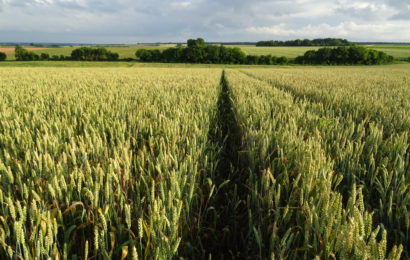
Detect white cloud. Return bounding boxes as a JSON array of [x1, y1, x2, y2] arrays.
[[171, 1, 192, 8], [246, 21, 410, 41], [246, 23, 346, 37], [0, 0, 409, 43]]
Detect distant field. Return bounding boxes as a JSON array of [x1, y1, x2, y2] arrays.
[[1, 44, 177, 60], [1, 44, 409, 60], [0, 47, 47, 59], [226, 45, 410, 59], [35, 44, 178, 59], [365, 45, 410, 59], [0, 47, 46, 54], [225, 45, 322, 58]]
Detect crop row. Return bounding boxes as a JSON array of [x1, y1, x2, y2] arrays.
[[223, 69, 408, 259], [0, 68, 221, 259]]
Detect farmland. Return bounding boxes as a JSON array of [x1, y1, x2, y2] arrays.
[[0, 47, 47, 56], [1, 44, 410, 60], [0, 64, 409, 259], [0, 45, 178, 61], [227, 45, 410, 60]]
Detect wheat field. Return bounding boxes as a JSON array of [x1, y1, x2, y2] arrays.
[[0, 65, 408, 259]]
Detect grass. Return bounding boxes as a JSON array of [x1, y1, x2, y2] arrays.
[[0, 60, 409, 69], [0, 60, 144, 67], [0, 60, 297, 68], [225, 45, 323, 57], [366, 45, 410, 59]]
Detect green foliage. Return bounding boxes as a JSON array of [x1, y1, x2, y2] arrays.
[[50, 55, 60, 61], [71, 47, 120, 61], [256, 38, 352, 46], [0, 52, 6, 61], [40, 53, 50, 60], [295, 46, 394, 65], [5, 43, 408, 62], [135, 38, 288, 65], [14, 46, 40, 61]]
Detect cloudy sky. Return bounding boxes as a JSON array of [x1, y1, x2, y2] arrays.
[[0, 0, 409, 43]]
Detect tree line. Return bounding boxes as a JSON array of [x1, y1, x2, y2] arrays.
[[256, 38, 352, 47], [70, 47, 119, 61], [295, 46, 394, 65], [15, 46, 66, 61], [135, 38, 289, 65], [14, 46, 120, 61], [9, 42, 399, 66]]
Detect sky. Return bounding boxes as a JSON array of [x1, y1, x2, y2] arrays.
[[0, 0, 409, 43]]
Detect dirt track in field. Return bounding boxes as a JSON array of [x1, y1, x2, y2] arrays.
[[0, 47, 46, 54]]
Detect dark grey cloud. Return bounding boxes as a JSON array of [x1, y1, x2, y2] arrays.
[[388, 0, 410, 20], [0, 0, 409, 43]]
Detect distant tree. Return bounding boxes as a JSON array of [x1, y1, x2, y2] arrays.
[[294, 39, 302, 46], [277, 56, 288, 64], [40, 53, 50, 60], [184, 38, 207, 62], [162, 47, 183, 62], [71, 47, 119, 61], [71, 48, 85, 60], [231, 47, 246, 64], [204, 45, 221, 63], [187, 39, 197, 48], [246, 55, 259, 64], [182, 47, 195, 62], [107, 52, 119, 61], [301, 50, 317, 64], [348, 46, 367, 64], [302, 39, 312, 46], [0, 52, 6, 61], [258, 55, 271, 65], [162, 48, 175, 62], [187, 38, 205, 48], [135, 49, 152, 61], [135, 38, 293, 65], [367, 50, 379, 65], [316, 48, 332, 64], [295, 46, 393, 65], [15, 46, 29, 61], [218, 45, 229, 63], [256, 38, 352, 47], [330, 47, 349, 64], [14, 46, 41, 61], [151, 50, 162, 61]]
